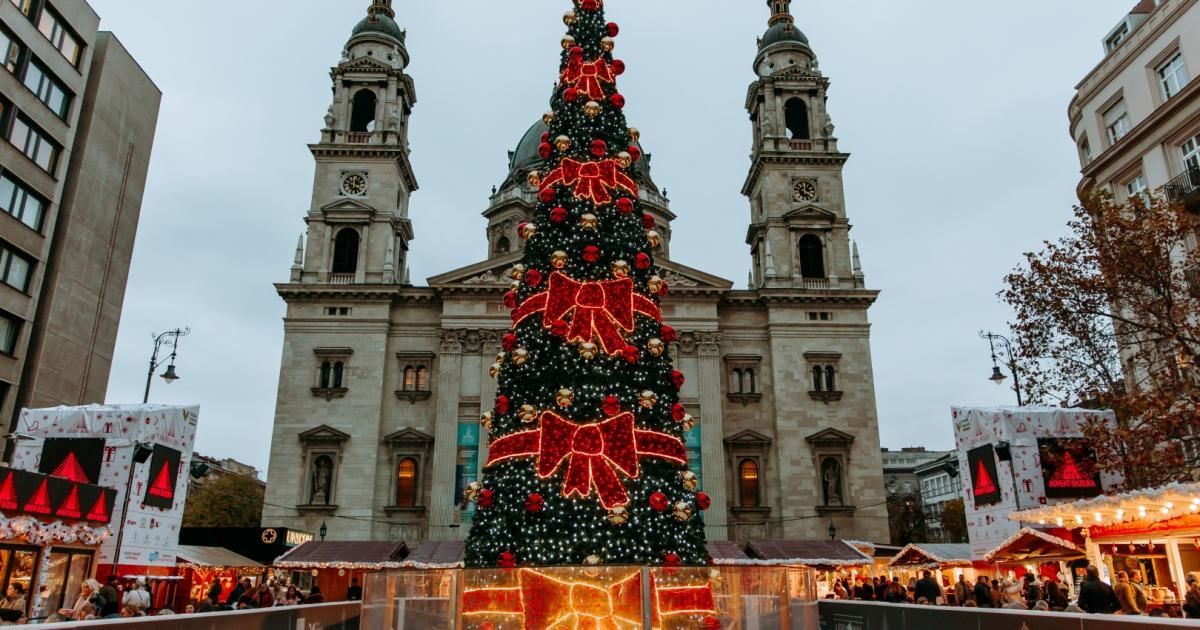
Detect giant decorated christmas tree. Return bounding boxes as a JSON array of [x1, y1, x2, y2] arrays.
[[464, 0, 710, 569]]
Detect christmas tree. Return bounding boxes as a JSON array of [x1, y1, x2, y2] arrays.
[[464, 0, 709, 568]]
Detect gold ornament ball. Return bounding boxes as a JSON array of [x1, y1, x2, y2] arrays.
[[527, 171, 542, 188], [495, 352, 506, 365], [556, 388, 575, 407], [600, 36, 615, 52], [480, 411, 494, 431], [519, 223, 538, 240], [607, 506, 629, 525], [489, 363, 502, 379], [616, 151, 632, 169], [551, 251, 569, 269], [580, 213, 599, 230], [583, 101, 601, 117], [554, 135, 572, 152], [519, 404, 538, 423], [680, 414, 697, 432], [584, 554, 602, 566], [673, 501, 693, 521], [561, 35, 576, 50], [513, 348, 530, 366], [465, 481, 482, 503], [681, 471, 699, 492], [647, 275, 664, 294], [543, 110, 556, 125], [639, 390, 658, 409], [647, 338, 665, 357], [579, 342, 599, 360], [647, 230, 661, 248], [510, 264, 526, 280], [563, 9, 576, 25], [628, 127, 641, 142], [509, 280, 521, 292], [612, 260, 630, 278]]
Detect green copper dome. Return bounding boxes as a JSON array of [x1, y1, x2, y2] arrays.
[[352, 14, 404, 41], [508, 120, 656, 191], [759, 21, 809, 50]]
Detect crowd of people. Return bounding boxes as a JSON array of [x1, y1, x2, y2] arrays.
[[827, 566, 1200, 619], [0, 574, 359, 624]]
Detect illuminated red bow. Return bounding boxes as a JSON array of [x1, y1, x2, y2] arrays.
[[463, 568, 715, 630], [561, 58, 615, 101], [513, 272, 660, 356], [541, 158, 638, 206], [488, 411, 686, 509]]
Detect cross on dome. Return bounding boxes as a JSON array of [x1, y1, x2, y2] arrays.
[[767, 0, 794, 26]]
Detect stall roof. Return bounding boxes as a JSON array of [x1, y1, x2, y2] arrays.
[[274, 541, 407, 569], [177, 545, 263, 568], [399, 541, 464, 569], [707, 541, 750, 564], [1010, 481, 1200, 528], [982, 528, 1082, 563], [745, 540, 872, 568], [887, 543, 974, 568]]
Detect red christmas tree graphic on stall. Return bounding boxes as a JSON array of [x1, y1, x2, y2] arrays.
[[0, 473, 17, 511], [1047, 452, 1098, 490], [24, 480, 51, 515], [85, 492, 111, 523], [56, 485, 81, 520], [148, 461, 174, 499], [50, 451, 91, 484], [973, 460, 997, 496]]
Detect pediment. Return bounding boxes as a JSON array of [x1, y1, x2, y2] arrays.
[[319, 198, 378, 218], [656, 259, 734, 293], [724, 429, 773, 446], [782, 204, 837, 221], [771, 65, 822, 80], [299, 424, 351, 443], [382, 428, 434, 445], [336, 56, 396, 74], [428, 252, 524, 289], [805, 427, 855, 446]]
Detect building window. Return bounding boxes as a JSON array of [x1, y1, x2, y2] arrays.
[[1158, 52, 1188, 100], [0, 311, 18, 354], [0, 243, 31, 292], [395, 352, 434, 402], [312, 348, 353, 399], [331, 228, 360, 275], [494, 236, 510, 256], [1079, 138, 1092, 166], [325, 307, 350, 316], [0, 27, 23, 74], [738, 459, 761, 508], [1126, 174, 1148, 203], [36, 8, 81, 67], [807, 312, 832, 321], [395, 458, 417, 508], [1184, 132, 1200, 172], [7, 0, 31, 16], [9, 115, 59, 173], [350, 89, 377, 133], [1103, 100, 1131, 145], [811, 366, 825, 392], [798, 234, 825, 279], [1105, 23, 1130, 53], [23, 58, 71, 118], [0, 173, 45, 231], [784, 98, 810, 140], [806, 352, 843, 402], [726, 356, 763, 403]]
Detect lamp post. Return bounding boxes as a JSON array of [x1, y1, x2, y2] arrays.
[[319, 521, 328, 542], [144, 328, 190, 403], [979, 330, 1024, 406], [828, 520, 837, 541]]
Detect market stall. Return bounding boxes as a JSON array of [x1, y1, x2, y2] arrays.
[[1011, 480, 1200, 615], [887, 543, 992, 602], [745, 540, 873, 598], [175, 544, 264, 610], [273, 540, 406, 602], [982, 527, 1086, 597]]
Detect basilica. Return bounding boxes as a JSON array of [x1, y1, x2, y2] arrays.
[[262, 0, 889, 546]]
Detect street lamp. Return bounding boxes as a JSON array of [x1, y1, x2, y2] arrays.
[[144, 328, 190, 403], [828, 520, 837, 541], [979, 330, 1024, 406], [320, 521, 328, 541]]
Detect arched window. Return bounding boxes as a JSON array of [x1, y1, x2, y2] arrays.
[[332, 229, 360, 274], [732, 368, 744, 394], [825, 366, 837, 392], [739, 459, 760, 508], [415, 367, 428, 391], [812, 366, 824, 392], [351, 89, 378, 133], [799, 234, 825, 279], [785, 98, 810, 140], [332, 362, 344, 388], [320, 361, 332, 388], [396, 458, 417, 507], [494, 236, 511, 256], [746, 369, 757, 394], [403, 366, 415, 390]]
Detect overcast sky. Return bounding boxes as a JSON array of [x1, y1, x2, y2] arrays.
[[90, 1, 1134, 475]]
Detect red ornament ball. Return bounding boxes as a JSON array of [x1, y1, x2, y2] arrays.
[[549, 206, 567, 223], [550, 319, 570, 337], [517, 222, 530, 239], [526, 268, 543, 287], [696, 492, 712, 510], [538, 142, 553, 159], [525, 493, 545, 513], [539, 187, 557, 203], [502, 333, 517, 351], [497, 551, 516, 568], [649, 491, 669, 512], [616, 198, 634, 214], [642, 213, 655, 230], [627, 145, 642, 162], [590, 139, 608, 157], [622, 345, 639, 364], [478, 489, 495, 509], [660, 325, 677, 343], [503, 291, 517, 309], [582, 245, 601, 263], [602, 395, 621, 416], [611, 59, 625, 75], [672, 403, 687, 421], [606, 22, 620, 37], [634, 252, 651, 269], [496, 395, 511, 414], [610, 93, 626, 109], [672, 370, 686, 391], [580, 0, 600, 11], [663, 553, 681, 567], [565, 87, 580, 102], [569, 46, 584, 60], [541, 131, 551, 143]]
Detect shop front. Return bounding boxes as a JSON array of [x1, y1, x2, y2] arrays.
[[743, 540, 873, 599], [272, 540, 406, 602], [886, 543, 992, 603], [982, 527, 1086, 598], [175, 545, 264, 610]]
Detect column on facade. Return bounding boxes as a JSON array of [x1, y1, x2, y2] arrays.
[[357, 223, 370, 283], [696, 335, 729, 540], [428, 332, 463, 540], [477, 338, 498, 476]]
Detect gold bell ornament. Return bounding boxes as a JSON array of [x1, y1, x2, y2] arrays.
[[563, 10, 576, 25], [639, 390, 658, 409], [512, 348, 530, 366], [554, 135, 573, 152], [616, 151, 633, 169], [580, 213, 599, 230], [561, 35, 576, 50], [556, 388, 575, 407], [647, 338, 665, 357], [647, 275, 664, 294], [519, 404, 538, 423], [673, 501, 693, 521], [551, 251, 569, 269], [579, 342, 599, 360], [612, 260, 630, 278], [647, 230, 661, 249], [607, 506, 629, 525], [681, 471, 699, 492], [583, 101, 602, 117]]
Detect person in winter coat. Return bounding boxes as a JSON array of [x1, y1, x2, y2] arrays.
[[1078, 566, 1120, 614], [1001, 578, 1024, 605], [1130, 571, 1149, 611], [1045, 580, 1069, 610], [1113, 572, 1143, 615], [1022, 574, 1044, 607], [1183, 573, 1200, 618], [953, 574, 974, 606], [914, 570, 942, 604], [973, 575, 994, 608]]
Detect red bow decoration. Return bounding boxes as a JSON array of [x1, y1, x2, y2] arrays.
[[513, 271, 660, 356], [487, 411, 686, 509], [541, 158, 638, 206], [463, 568, 715, 630], [561, 58, 615, 100]]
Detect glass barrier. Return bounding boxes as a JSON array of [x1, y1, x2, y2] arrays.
[[362, 565, 818, 630]]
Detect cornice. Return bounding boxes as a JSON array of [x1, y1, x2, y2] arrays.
[[1080, 78, 1200, 182], [742, 152, 851, 196], [276, 283, 437, 304], [722, 288, 879, 307], [309, 144, 419, 192]]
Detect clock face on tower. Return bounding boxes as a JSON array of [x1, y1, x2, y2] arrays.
[[792, 179, 817, 202], [340, 172, 368, 197]]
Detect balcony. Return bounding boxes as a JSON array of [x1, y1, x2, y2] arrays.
[[346, 132, 372, 144], [789, 139, 813, 151], [802, 278, 829, 290], [328, 273, 355, 285], [1164, 167, 1200, 213]]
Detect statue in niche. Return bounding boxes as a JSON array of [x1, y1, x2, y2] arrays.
[[323, 106, 336, 129], [311, 456, 333, 505], [822, 457, 843, 506]]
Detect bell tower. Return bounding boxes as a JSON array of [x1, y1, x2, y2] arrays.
[[293, 0, 419, 285], [743, 0, 865, 291]]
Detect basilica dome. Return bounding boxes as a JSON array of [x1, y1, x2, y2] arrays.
[[758, 21, 809, 50], [351, 14, 404, 42]]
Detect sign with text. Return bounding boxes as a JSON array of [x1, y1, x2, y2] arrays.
[[1038, 438, 1102, 499]]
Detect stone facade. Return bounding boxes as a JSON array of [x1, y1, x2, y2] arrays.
[[263, 0, 889, 545]]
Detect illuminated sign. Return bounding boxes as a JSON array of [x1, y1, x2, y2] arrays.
[[39, 438, 105, 485], [286, 530, 314, 547], [143, 445, 182, 509], [1039, 438, 1102, 499], [967, 445, 1002, 506], [0, 468, 115, 524]]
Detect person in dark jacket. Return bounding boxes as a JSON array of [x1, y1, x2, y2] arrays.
[[914, 570, 943, 604], [1045, 580, 1069, 610], [346, 578, 363, 602], [1077, 566, 1120, 614], [1022, 573, 1044, 607], [973, 575, 994, 608], [98, 577, 119, 612], [206, 580, 222, 606], [304, 586, 324, 605]]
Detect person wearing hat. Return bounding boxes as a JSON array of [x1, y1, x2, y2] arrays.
[[1184, 573, 1200, 618]]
